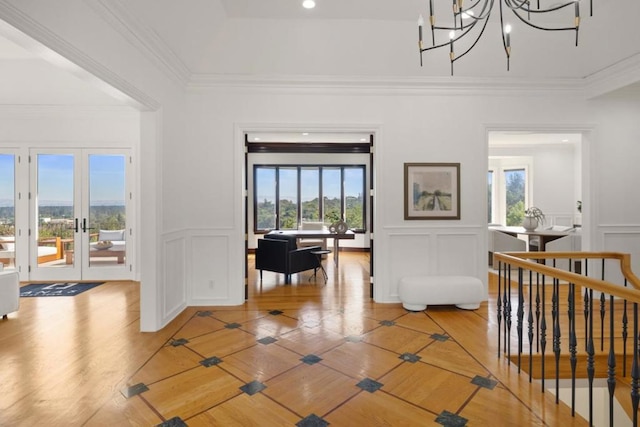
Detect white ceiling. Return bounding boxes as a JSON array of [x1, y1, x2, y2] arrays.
[[0, 1, 638, 110]]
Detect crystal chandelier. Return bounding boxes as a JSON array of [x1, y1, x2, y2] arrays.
[[417, 0, 593, 75]]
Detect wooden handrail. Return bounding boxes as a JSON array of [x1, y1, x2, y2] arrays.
[[494, 251, 640, 302]]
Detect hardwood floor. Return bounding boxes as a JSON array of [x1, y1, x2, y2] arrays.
[[0, 253, 589, 426]]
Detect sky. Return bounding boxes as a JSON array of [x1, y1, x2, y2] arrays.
[[0, 154, 125, 206]]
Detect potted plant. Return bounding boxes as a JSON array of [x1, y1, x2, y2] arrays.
[[523, 206, 545, 231]]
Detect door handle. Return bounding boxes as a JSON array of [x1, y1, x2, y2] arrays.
[[82, 218, 87, 233], [75, 218, 79, 233]]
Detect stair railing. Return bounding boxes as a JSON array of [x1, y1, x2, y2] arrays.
[[494, 251, 640, 427]]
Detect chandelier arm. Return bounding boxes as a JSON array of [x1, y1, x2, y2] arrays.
[[510, 8, 577, 32], [504, 0, 576, 14], [461, 0, 494, 22], [451, 14, 491, 63]]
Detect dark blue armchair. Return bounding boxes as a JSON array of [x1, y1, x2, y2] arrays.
[[255, 233, 321, 284]]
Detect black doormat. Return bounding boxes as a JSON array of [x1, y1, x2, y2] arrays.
[[20, 282, 104, 297]]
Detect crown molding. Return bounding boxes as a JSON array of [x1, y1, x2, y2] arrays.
[[0, 0, 160, 111], [188, 73, 588, 97], [583, 53, 640, 99], [0, 104, 139, 117], [87, 0, 191, 88]]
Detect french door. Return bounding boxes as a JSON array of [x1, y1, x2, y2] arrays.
[[29, 149, 133, 281]]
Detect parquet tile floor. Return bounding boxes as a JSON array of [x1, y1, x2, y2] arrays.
[[0, 252, 588, 426]]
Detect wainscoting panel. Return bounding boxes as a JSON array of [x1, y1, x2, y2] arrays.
[[383, 227, 485, 301], [190, 234, 230, 303], [435, 233, 479, 276], [388, 233, 432, 295], [599, 226, 640, 284], [162, 236, 187, 325]]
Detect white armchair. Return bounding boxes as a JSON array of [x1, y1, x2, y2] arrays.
[[488, 229, 527, 269], [545, 231, 582, 271], [0, 270, 19, 319], [297, 221, 327, 251], [0, 236, 15, 267]]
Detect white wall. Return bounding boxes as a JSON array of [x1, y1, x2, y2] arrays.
[[590, 89, 640, 283], [0, 0, 188, 331], [181, 88, 599, 305], [4, 2, 640, 331]]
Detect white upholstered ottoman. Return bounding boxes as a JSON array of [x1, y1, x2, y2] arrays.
[[0, 270, 20, 319], [398, 275, 483, 311]]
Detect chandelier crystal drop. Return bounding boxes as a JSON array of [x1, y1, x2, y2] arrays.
[[417, 0, 593, 75]]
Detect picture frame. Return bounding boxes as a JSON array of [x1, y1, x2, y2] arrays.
[[404, 162, 460, 220]]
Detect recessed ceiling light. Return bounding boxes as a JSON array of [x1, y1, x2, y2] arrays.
[[302, 132, 309, 136], [254, 137, 260, 141], [360, 138, 367, 142], [302, 0, 316, 9], [562, 139, 569, 142]]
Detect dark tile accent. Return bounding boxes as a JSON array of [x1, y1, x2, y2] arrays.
[[269, 310, 284, 315], [170, 338, 189, 347], [197, 310, 212, 317], [258, 336, 277, 345], [379, 320, 396, 326], [356, 378, 383, 393], [345, 335, 363, 343], [471, 375, 498, 390], [297, 414, 329, 427], [301, 354, 322, 365], [435, 410, 468, 427], [157, 416, 188, 427], [430, 333, 450, 342], [399, 353, 421, 363], [225, 322, 242, 329], [240, 380, 267, 395], [121, 382, 149, 398], [200, 356, 223, 367]]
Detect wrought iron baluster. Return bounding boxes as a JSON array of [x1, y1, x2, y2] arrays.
[[584, 288, 590, 351], [528, 269, 534, 382], [600, 258, 606, 351], [631, 304, 639, 427], [506, 266, 512, 363], [497, 261, 503, 358], [536, 272, 541, 353], [517, 267, 524, 373], [607, 293, 616, 427], [569, 282, 577, 416], [587, 289, 595, 427], [624, 278, 629, 376], [552, 277, 561, 403], [540, 273, 547, 392]]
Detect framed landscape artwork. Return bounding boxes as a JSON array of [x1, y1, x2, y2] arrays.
[[404, 162, 460, 220]]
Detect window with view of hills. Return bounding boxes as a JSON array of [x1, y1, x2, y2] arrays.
[[254, 165, 365, 233]]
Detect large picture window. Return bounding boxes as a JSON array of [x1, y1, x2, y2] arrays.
[[254, 165, 366, 233], [488, 157, 531, 226]]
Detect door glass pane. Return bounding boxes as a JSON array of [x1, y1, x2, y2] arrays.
[[89, 155, 126, 267], [278, 168, 298, 230], [344, 167, 364, 230], [37, 154, 74, 267], [505, 168, 525, 226], [255, 167, 276, 231], [301, 167, 320, 222], [0, 155, 16, 269], [322, 168, 341, 226]]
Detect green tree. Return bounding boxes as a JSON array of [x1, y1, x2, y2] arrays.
[[507, 200, 525, 227], [505, 170, 525, 226]]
